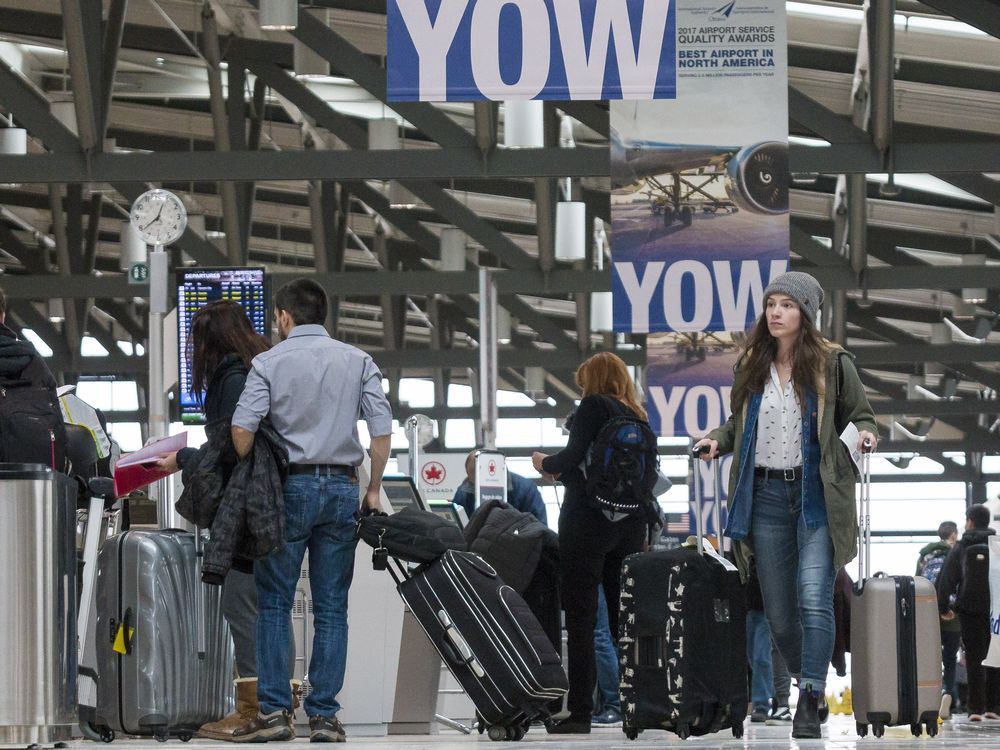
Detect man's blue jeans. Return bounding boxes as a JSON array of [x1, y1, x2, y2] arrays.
[[747, 609, 774, 710], [593, 585, 621, 713], [751, 475, 836, 692], [256, 473, 359, 717]]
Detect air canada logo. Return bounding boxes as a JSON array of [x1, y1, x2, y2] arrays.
[[711, 1, 737, 21], [488, 460, 497, 477], [422, 461, 445, 486]]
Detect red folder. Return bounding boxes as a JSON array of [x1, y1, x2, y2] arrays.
[[113, 433, 188, 497]]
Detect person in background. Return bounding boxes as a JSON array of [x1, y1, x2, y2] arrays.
[[916, 520, 960, 719], [694, 271, 877, 740], [452, 449, 547, 523], [936, 505, 997, 722], [591, 585, 622, 726], [746, 561, 775, 723], [231, 279, 393, 743], [532, 352, 649, 734]]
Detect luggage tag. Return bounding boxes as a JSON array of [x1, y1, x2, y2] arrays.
[[372, 529, 389, 571]]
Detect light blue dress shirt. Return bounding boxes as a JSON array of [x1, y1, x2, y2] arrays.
[[232, 324, 394, 465]]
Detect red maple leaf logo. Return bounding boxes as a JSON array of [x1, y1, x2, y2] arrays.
[[423, 461, 446, 485], [488, 461, 496, 476]]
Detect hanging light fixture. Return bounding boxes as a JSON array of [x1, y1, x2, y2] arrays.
[[0, 127, 27, 188], [497, 306, 512, 344], [368, 117, 417, 209], [525, 367, 546, 400], [590, 292, 613, 332], [962, 253, 987, 304], [119, 220, 147, 271], [555, 201, 586, 261], [502, 101, 544, 148], [259, 0, 298, 30], [439, 227, 467, 271], [925, 322, 951, 379]]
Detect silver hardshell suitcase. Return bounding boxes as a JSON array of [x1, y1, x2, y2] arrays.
[[851, 447, 941, 738], [93, 529, 233, 741]]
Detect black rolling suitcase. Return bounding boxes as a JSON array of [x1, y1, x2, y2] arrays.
[[387, 549, 567, 741], [619, 450, 747, 740]]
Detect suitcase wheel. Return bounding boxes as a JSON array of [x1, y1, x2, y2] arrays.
[[855, 722, 868, 738], [925, 720, 938, 738], [676, 723, 691, 740], [872, 722, 885, 739], [507, 725, 526, 742], [153, 729, 169, 743], [487, 725, 506, 742], [910, 723, 923, 738], [731, 722, 744, 738], [624, 726, 640, 741], [178, 732, 194, 743]]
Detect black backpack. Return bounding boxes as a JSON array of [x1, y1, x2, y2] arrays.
[[0, 356, 67, 471], [584, 414, 660, 522], [959, 541, 991, 614]]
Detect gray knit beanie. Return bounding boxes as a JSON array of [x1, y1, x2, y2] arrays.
[[763, 271, 824, 325]]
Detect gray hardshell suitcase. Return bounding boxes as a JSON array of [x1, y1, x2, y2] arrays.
[[850, 448, 940, 738], [94, 529, 233, 741]]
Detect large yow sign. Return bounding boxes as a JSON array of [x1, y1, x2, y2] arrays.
[[388, 0, 677, 101]]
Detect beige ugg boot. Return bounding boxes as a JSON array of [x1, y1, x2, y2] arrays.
[[197, 678, 258, 741], [290, 679, 303, 715]]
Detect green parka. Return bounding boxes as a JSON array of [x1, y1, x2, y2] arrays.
[[707, 343, 877, 579]]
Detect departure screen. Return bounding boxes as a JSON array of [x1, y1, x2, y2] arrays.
[[177, 267, 268, 423]]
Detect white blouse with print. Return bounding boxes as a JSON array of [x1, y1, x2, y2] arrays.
[[755, 363, 804, 469]]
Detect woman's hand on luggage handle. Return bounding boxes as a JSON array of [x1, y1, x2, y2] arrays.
[[857, 431, 877, 453], [153, 451, 179, 473], [692, 438, 718, 460]]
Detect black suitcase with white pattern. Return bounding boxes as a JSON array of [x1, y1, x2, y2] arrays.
[[390, 550, 567, 741]]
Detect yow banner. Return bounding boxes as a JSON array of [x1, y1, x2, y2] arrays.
[[645, 331, 739, 437], [387, 0, 677, 101], [689, 451, 732, 538], [611, 0, 789, 333]]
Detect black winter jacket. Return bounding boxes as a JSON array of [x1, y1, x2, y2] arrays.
[[176, 353, 247, 481], [198, 420, 289, 584]]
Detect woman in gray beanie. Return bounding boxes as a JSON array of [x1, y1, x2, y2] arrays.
[[694, 271, 876, 739]]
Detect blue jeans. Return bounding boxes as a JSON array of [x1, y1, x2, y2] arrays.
[[256, 474, 359, 716], [593, 585, 620, 713], [747, 610, 774, 709], [751, 475, 836, 692]]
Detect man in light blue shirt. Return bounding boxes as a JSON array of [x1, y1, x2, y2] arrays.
[[231, 279, 393, 743]]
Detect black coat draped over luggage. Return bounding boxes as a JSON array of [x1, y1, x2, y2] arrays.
[[176, 420, 289, 583]]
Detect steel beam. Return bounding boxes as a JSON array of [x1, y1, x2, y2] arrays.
[[369, 347, 643, 371], [61, 0, 103, 152], [99, 0, 129, 140], [788, 87, 871, 144], [4, 270, 611, 298], [915, 0, 1000, 39], [790, 141, 1000, 174]]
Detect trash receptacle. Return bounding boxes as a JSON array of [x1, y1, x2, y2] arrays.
[[0, 464, 78, 744]]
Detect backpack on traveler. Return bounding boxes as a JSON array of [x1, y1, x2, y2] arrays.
[[958, 542, 991, 615], [0, 334, 67, 470], [916, 548, 948, 586], [584, 413, 661, 523]]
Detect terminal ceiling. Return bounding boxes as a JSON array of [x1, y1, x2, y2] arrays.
[[0, 0, 997, 479]]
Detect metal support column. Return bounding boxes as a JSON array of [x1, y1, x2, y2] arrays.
[[478, 269, 498, 451]]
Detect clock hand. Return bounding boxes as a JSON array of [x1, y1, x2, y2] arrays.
[[141, 205, 165, 231]]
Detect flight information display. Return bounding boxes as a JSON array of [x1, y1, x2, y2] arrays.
[[177, 267, 268, 423]]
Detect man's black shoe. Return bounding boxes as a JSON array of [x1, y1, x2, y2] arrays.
[[309, 715, 347, 743], [792, 692, 822, 739], [231, 710, 294, 742], [546, 716, 591, 734], [819, 697, 830, 724]]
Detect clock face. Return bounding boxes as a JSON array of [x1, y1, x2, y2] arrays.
[[130, 189, 188, 246]]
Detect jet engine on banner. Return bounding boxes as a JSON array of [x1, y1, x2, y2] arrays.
[[725, 141, 789, 215]]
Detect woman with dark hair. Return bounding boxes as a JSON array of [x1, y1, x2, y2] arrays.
[[531, 352, 650, 734], [694, 271, 876, 739], [155, 300, 281, 741]]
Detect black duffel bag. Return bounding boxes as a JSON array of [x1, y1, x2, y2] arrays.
[[357, 505, 467, 564]]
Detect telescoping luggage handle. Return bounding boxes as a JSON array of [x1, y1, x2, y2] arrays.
[[856, 440, 875, 582], [691, 444, 723, 556]]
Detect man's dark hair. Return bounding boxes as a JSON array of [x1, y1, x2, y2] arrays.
[[967, 504, 991, 530], [0, 285, 6, 319], [938, 521, 958, 541], [274, 278, 327, 326]]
